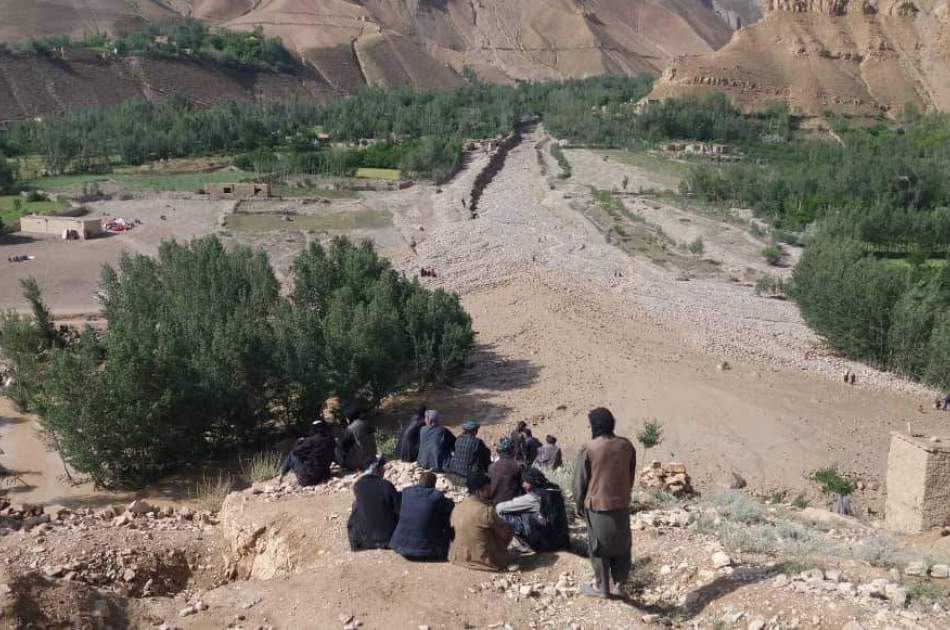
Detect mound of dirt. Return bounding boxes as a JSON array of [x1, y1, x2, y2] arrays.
[[648, 0, 950, 116]]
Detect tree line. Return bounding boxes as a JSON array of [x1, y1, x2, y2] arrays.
[[0, 237, 474, 486], [4, 18, 294, 70]]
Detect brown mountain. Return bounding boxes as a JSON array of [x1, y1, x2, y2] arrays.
[[648, 0, 950, 117]]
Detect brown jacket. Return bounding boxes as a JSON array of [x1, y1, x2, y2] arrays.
[[449, 496, 513, 571], [575, 436, 637, 512]]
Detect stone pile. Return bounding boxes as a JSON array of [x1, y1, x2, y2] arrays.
[[632, 508, 692, 530], [639, 461, 695, 497], [770, 567, 939, 616], [42, 546, 192, 597], [1, 498, 214, 537]]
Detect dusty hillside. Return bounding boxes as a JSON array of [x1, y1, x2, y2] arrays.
[[649, 0, 950, 116], [0, 0, 179, 41], [216, 0, 734, 92], [0, 50, 335, 122]]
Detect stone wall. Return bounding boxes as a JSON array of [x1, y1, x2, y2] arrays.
[[885, 432, 950, 532]]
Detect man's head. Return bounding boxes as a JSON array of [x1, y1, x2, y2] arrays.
[[424, 409, 441, 426], [418, 471, 437, 489], [524, 428, 533, 438], [312, 419, 328, 433], [415, 405, 427, 418], [497, 437, 514, 457], [367, 455, 387, 477], [344, 404, 363, 423], [462, 419, 479, 435], [516, 420, 527, 432], [588, 407, 616, 439], [466, 470, 492, 499], [545, 435, 557, 445], [522, 467, 548, 492]]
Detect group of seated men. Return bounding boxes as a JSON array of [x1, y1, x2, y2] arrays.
[[278, 406, 638, 598], [347, 409, 570, 570]]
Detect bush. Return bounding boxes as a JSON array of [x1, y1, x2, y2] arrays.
[[687, 237, 704, 256], [810, 467, 854, 496], [636, 419, 663, 452], [754, 274, 789, 298], [712, 490, 764, 524], [761, 243, 782, 266], [5, 236, 474, 487], [550, 144, 571, 179], [243, 450, 283, 483], [193, 472, 235, 513]]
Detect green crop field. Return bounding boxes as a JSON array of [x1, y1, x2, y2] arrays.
[[0, 195, 69, 228], [355, 168, 400, 181], [25, 169, 261, 194], [224, 209, 392, 233]]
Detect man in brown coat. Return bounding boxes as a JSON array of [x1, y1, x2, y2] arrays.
[[449, 470, 513, 571], [572, 407, 637, 599]]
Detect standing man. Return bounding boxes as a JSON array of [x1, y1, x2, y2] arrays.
[[572, 407, 637, 599]]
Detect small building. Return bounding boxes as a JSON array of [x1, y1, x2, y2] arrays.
[[202, 182, 271, 199], [885, 432, 950, 533], [18, 215, 103, 240]]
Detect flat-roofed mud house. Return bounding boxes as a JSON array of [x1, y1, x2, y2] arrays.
[[18, 215, 103, 240], [202, 182, 271, 199]]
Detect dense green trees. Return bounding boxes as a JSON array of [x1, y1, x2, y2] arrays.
[[0, 152, 14, 192], [1, 237, 473, 486], [13, 19, 293, 70]]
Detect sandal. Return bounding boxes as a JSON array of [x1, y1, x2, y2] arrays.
[[579, 582, 610, 599]]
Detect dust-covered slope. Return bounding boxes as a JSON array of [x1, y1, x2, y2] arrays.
[[0, 0, 180, 41], [649, 0, 950, 117], [218, 0, 735, 92]]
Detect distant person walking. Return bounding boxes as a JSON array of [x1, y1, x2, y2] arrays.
[[572, 407, 637, 599], [396, 406, 427, 463], [510, 421, 529, 463]]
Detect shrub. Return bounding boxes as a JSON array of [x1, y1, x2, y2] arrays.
[[687, 237, 705, 256], [550, 144, 571, 179], [810, 467, 854, 496], [791, 493, 810, 509], [243, 450, 283, 483], [712, 490, 763, 524], [5, 236, 474, 487], [193, 472, 235, 513], [754, 274, 789, 298], [636, 419, 663, 452], [761, 243, 782, 266]]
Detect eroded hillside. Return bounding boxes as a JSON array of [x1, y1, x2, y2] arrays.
[[648, 0, 950, 116]]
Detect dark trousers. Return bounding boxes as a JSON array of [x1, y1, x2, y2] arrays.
[[590, 550, 632, 590]]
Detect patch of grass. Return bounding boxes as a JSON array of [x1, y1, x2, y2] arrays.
[[792, 493, 810, 509], [224, 209, 392, 233], [810, 467, 854, 496], [377, 430, 399, 459], [774, 560, 816, 575], [550, 144, 572, 179], [755, 274, 789, 298], [906, 579, 946, 606], [712, 491, 764, 524], [355, 167, 400, 181], [242, 450, 282, 483], [598, 150, 688, 184], [270, 182, 358, 199], [0, 195, 70, 227], [193, 472, 235, 513], [761, 243, 782, 266], [855, 534, 911, 569], [687, 237, 705, 256], [632, 488, 677, 512], [769, 490, 787, 504], [25, 169, 261, 194]]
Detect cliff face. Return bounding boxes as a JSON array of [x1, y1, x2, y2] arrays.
[[648, 0, 950, 117]]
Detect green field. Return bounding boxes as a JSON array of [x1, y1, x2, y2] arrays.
[[25, 169, 261, 194], [598, 149, 690, 181], [0, 195, 70, 228], [224, 209, 392, 233], [270, 182, 359, 199], [355, 168, 400, 181]]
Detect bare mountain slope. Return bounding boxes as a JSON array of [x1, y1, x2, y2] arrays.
[[211, 0, 735, 91], [0, 0, 180, 41], [649, 0, 950, 117]]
